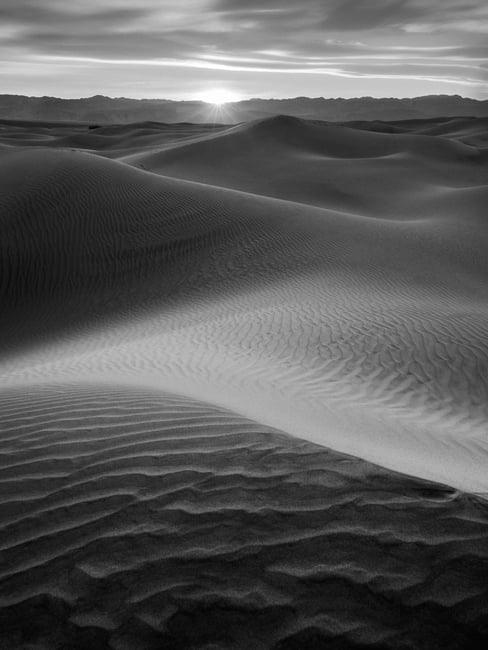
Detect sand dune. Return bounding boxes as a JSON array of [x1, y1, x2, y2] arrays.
[[0, 118, 227, 159], [377, 117, 488, 147], [342, 116, 488, 143], [1, 116, 488, 647], [0, 384, 487, 649], [1, 142, 488, 491], [120, 116, 486, 216]]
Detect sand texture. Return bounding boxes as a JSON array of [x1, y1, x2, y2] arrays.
[[1, 384, 488, 649], [0, 115, 488, 648]]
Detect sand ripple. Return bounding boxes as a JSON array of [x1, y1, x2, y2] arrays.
[[0, 385, 487, 649]]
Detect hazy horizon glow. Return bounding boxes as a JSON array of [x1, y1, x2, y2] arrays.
[[1, 0, 487, 100]]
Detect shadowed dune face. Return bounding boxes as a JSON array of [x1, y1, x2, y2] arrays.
[[1, 116, 488, 648], [0, 385, 487, 650]]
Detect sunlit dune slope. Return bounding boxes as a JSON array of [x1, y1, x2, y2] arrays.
[[1, 146, 488, 492]]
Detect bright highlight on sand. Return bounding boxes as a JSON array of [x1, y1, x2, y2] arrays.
[[198, 88, 241, 105]]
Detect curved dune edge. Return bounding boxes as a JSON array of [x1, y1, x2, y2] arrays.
[[1, 145, 488, 493], [0, 382, 487, 650]]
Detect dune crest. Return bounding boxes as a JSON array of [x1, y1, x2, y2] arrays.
[[120, 115, 486, 216], [1, 132, 488, 492]]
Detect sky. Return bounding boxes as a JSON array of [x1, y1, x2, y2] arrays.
[[1, 0, 487, 100]]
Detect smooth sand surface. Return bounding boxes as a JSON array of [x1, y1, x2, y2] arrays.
[[0, 116, 487, 648]]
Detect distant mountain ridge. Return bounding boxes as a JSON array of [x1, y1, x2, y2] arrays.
[[1, 94, 487, 124]]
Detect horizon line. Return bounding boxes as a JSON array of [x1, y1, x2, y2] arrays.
[[1, 92, 485, 103]]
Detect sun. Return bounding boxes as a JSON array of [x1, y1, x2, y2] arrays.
[[199, 88, 240, 106]]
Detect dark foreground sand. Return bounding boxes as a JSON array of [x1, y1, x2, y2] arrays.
[[0, 115, 487, 648], [1, 384, 487, 650]]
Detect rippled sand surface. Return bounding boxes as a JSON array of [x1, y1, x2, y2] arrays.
[[1, 385, 487, 649], [0, 116, 487, 648]]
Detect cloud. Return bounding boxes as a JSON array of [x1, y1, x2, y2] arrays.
[[0, 1, 153, 29], [324, 0, 425, 30], [0, 0, 486, 99], [214, 0, 488, 33]]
